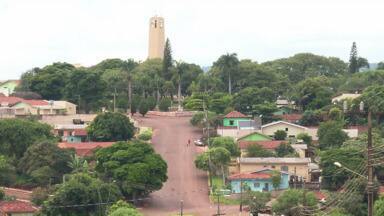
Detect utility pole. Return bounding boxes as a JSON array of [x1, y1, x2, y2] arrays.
[[113, 88, 117, 113], [217, 193, 221, 216], [180, 200, 183, 216], [240, 178, 243, 212], [367, 110, 373, 216]]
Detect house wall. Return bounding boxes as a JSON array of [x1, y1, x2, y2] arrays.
[[12, 103, 37, 115], [66, 136, 82, 143], [230, 174, 289, 193], [223, 118, 250, 127], [240, 163, 310, 181], [262, 123, 306, 138], [216, 128, 259, 140]]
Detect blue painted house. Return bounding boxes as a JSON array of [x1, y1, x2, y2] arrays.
[[228, 169, 290, 193]]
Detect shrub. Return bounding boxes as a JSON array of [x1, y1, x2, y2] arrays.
[[146, 96, 157, 110], [138, 130, 152, 141], [159, 98, 172, 111], [0, 188, 4, 200], [274, 130, 287, 140]]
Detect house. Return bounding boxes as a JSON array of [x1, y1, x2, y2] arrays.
[[58, 142, 114, 157], [332, 93, 361, 103], [0, 80, 20, 96], [217, 111, 260, 139], [275, 113, 302, 124], [53, 124, 87, 140], [238, 157, 311, 181], [291, 144, 308, 158], [276, 99, 295, 108], [65, 129, 88, 143], [261, 121, 308, 138], [228, 169, 290, 193], [0, 200, 38, 216]]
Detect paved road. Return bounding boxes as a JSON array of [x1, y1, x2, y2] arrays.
[[137, 115, 239, 216]]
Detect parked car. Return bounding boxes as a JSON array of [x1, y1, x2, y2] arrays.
[[194, 139, 205, 146]]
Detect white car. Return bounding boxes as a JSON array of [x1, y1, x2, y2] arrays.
[[194, 139, 204, 146]]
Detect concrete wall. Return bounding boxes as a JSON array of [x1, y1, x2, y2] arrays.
[[216, 128, 259, 140], [262, 123, 306, 138], [230, 174, 289, 193]]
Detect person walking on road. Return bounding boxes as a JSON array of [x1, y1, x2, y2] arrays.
[[187, 139, 191, 147]]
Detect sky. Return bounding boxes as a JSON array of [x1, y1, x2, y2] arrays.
[[0, 0, 384, 80]]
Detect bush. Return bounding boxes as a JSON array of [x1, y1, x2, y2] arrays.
[[139, 100, 149, 117], [0, 188, 4, 200], [159, 98, 172, 111], [274, 130, 287, 140], [138, 131, 152, 141], [146, 96, 157, 110], [31, 187, 49, 206]]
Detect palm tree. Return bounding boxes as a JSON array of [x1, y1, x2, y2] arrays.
[[121, 59, 138, 114], [214, 53, 239, 95], [175, 61, 185, 111]]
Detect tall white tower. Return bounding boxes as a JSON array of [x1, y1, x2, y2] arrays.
[[148, 16, 165, 59]]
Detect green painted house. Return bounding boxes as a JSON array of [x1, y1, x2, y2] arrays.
[[0, 80, 20, 96], [238, 132, 272, 141], [223, 111, 251, 127]]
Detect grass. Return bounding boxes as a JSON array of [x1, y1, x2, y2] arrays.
[[209, 176, 241, 205]]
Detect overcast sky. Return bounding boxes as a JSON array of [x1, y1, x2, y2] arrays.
[[0, 0, 383, 80]]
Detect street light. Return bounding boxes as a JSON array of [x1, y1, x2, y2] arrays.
[[333, 161, 368, 180]]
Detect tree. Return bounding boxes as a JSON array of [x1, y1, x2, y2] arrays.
[[87, 112, 135, 141], [211, 137, 240, 156], [295, 76, 333, 110], [0, 155, 16, 186], [194, 152, 210, 171], [275, 143, 295, 157], [318, 121, 348, 150], [213, 53, 240, 94], [297, 133, 312, 145], [320, 148, 365, 190], [42, 173, 122, 216], [378, 61, 384, 70], [190, 111, 219, 129], [162, 38, 173, 80], [246, 144, 275, 157], [18, 141, 73, 186], [329, 107, 343, 122], [361, 85, 384, 122], [244, 191, 271, 215], [272, 189, 317, 216], [271, 171, 282, 190], [252, 102, 278, 123], [95, 141, 167, 200], [374, 196, 384, 216], [121, 59, 139, 113], [232, 87, 275, 114], [18, 63, 75, 100], [299, 110, 323, 126], [159, 98, 172, 111], [209, 147, 231, 184], [139, 100, 149, 117], [349, 42, 358, 73], [108, 200, 142, 216], [0, 119, 54, 158], [65, 69, 107, 113], [274, 130, 287, 140], [209, 92, 232, 114]]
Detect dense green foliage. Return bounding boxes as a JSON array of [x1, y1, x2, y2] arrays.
[[0, 119, 54, 158], [272, 189, 317, 216], [108, 200, 142, 216], [18, 141, 73, 186], [274, 130, 287, 140], [317, 121, 349, 149], [246, 144, 275, 157], [95, 141, 167, 199], [42, 173, 122, 216], [275, 143, 295, 157], [374, 196, 384, 216], [210, 137, 240, 156], [87, 112, 135, 141], [244, 191, 271, 214]]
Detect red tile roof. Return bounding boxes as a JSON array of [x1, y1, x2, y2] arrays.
[[73, 129, 87, 136], [228, 172, 271, 180], [238, 140, 284, 150], [0, 200, 38, 213], [58, 142, 114, 156], [379, 186, 384, 195], [224, 111, 248, 118], [0, 96, 48, 106]]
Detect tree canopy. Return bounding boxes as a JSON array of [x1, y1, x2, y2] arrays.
[[87, 112, 135, 142]]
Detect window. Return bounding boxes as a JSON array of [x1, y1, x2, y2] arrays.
[[254, 182, 260, 188], [281, 166, 288, 172], [285, 128, 288, 131], [263, 165, 268, 168], [271, 165, 276, 169], [154, 20, 157, 28], [229, 120, 234, 126]]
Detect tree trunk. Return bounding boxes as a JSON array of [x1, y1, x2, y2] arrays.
[[178, 75, 182, 111], [128, 79, 132, 114], [221, 165, 225, 186], [228, 72, 232, 95]]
